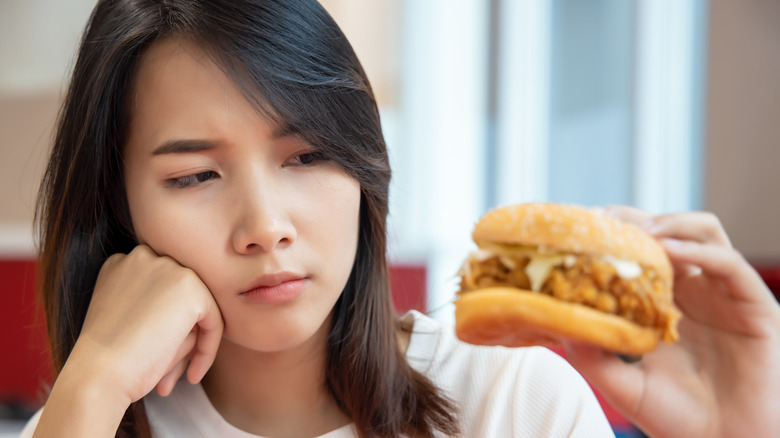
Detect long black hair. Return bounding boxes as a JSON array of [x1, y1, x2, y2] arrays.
[[36, 1, 459, 437]]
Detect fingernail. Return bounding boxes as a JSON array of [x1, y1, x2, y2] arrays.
[[616, 354, 643, 364], [596, 206, 621, 218], [660, 238, 683, 248], [641, 221, 662, 237]]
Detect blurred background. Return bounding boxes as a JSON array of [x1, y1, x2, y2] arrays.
[[1, 0, 779, 436]]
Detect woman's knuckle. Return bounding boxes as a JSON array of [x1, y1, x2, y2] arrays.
[[700, 211, 722, 227]]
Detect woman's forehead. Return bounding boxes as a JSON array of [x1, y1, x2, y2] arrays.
[[131, 39, 227, 107], [126, 39, 278, 151]]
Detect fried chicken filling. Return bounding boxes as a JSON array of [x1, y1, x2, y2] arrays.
[[459, 253, 679, 340]]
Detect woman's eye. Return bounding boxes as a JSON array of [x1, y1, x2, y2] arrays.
[[167, 171, 218, 189], [290, 150, 328, 166]]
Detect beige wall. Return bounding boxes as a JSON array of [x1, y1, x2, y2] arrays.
[[0, 93, 58, 224], [319, 0, 399, 106], [704, 0, 780, 262], [0, 0, 93, 246]]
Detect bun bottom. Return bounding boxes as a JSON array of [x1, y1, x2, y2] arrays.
[[454, 287, 660, 355]]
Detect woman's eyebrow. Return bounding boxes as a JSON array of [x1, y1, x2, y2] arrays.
[[272, 124, 301, 139], [152, 139, 219, 156]]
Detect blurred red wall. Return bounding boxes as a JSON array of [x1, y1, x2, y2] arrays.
[[0, 260, 51, 409]]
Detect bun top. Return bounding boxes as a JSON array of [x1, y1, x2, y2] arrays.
[[473, 203, 671, 277]]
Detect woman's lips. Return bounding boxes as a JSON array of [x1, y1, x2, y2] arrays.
[[240, 274, 307, 304]]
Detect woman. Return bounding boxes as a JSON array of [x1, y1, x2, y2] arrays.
[[24, 0, 611, 436]]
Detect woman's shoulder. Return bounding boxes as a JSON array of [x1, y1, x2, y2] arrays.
[[401, 310, 614, 437], [401, 309, 567, 374], [401, 309, 590, 399]]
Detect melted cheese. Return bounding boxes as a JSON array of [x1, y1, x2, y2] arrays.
[[472, 245, 643, 289], [602, 255, 642, 279], [525, 255, 566, 291]]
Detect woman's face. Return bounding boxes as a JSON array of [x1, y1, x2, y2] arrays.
[[123, 39, 361, 352]]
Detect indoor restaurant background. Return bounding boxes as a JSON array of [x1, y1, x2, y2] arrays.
[[2, 1, 779, 437]]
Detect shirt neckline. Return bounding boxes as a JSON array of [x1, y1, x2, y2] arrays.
[[183, 382, 357, 437], [167, 310, 437, 437]]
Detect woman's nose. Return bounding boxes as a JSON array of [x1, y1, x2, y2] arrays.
[[230, 183, 297, 254]]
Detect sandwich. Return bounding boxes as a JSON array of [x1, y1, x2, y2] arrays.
[[455, 203, 681, 355]]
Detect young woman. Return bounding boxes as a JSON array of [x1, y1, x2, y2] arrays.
[[23, 0, 613, 437]]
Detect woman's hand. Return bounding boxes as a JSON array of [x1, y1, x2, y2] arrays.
[[564, 206, 780, 438], [34, 245, 223, 437], [76, 244, 224, 401]]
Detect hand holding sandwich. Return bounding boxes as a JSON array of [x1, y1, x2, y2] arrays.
[[564, 206, 780, 438]]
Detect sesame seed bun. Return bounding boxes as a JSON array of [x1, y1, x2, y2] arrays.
[[472, 203, 672, 280], [455, 203, 678, 354]]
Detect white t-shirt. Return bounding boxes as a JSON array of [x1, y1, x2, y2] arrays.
[[20, 310, 615, 437]]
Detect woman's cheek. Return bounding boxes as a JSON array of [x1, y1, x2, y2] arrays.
[[134, 190, 227, 278]]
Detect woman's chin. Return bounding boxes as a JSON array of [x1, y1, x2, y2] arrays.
[[219, 311, 333, 355]]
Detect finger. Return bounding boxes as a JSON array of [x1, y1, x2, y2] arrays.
[[93, 253, 126, 287], [156, 357, 189, 397], [662, 239, 772, 303], [101, 252, 126, 270], [171, 329, 197, 367], [563, 342, 644, 417], [186, 299, 224, 384], [669, 261, 703, 281], [132, 243, 162, 258], [594, 206, 708, 279], [596, 205, 654, 226], [643, 212, 731, 248], [155, 331, 197, 396]]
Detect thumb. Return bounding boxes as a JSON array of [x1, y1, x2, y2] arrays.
[[563, 341, 645, 419]]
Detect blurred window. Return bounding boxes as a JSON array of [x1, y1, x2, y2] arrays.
[[330, 0, 708, 314]]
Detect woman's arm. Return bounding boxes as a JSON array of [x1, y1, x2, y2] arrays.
[[32, 245, 224, 437], [565, 207, 780, 438]]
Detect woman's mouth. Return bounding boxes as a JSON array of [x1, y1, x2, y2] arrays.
[[240, 273, 307, 305]]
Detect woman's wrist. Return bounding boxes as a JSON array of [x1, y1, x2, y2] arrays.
[[33, 347, 132, 437]]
